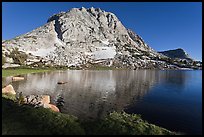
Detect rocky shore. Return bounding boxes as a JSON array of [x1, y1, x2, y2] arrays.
[[2, 83, 60, 112]]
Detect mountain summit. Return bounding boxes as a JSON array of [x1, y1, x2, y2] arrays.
[[2, 7, 201, 69]]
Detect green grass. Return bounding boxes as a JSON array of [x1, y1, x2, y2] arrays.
[[2, 94, 176, 135], [2, 93, 17, 101], [2, 68, 52, 78], [96, 112, 175, 135], [2, 96, 85, 135], [87, 111, 176, 135], [2, 65, 124, 77]]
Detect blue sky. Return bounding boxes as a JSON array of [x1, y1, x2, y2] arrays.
[[2, 2, 202, 61]]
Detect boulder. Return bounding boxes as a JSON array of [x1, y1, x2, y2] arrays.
[[41, 95, 50, 104], [12, 77, 24, 81], [49, 104, 60, 112], [43, 103, 51, 108], [2, 84, 16, 95], [43, 103, 60, 112]]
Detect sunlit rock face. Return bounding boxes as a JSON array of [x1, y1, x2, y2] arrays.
[[2, 7, 173, 69]]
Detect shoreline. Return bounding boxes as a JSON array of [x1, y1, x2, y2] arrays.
[[2, 66, 201, 77]]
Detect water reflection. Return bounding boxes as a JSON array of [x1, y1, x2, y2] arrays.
[[158, 70, 191, 88], [4, 70, 159, 119]]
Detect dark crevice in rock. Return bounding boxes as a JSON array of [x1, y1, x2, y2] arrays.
[[54, 18, 63, 41], [48, 15, 63, 41]]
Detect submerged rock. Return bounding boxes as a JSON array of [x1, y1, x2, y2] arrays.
[[12, 77, 25, 81], [57, 81, 68, 84]]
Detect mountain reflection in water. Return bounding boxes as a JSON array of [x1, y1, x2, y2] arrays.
[[4, 70, 158, 119]]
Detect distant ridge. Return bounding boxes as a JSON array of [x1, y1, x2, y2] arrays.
[[159, 48, 193, 61]]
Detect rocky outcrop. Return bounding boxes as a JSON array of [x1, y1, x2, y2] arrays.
[[2, 84, 16, 95]]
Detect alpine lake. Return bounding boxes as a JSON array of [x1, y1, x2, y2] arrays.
[[3, 69, 202, 135]]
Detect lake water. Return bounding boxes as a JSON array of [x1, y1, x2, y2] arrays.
[[3, 70, 202, 135]]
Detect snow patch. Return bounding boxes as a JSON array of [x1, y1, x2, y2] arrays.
[[179, 67, 194, 70], [101, 39, 109, 45], [2, 63, 20, 69], [84, 52, 93, 56], [93, 46, 116, 60]]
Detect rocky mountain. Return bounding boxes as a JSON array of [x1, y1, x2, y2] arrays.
[[159, 48, 193, 61], [2, 7, 201, 70]]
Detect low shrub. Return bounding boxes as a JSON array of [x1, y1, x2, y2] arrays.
[[90, 111, 176, 135], [9, 48, 28, 65], [2, 55, 6, 66]]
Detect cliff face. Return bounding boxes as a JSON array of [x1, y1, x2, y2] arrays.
[[2, 7, 201, 69]]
